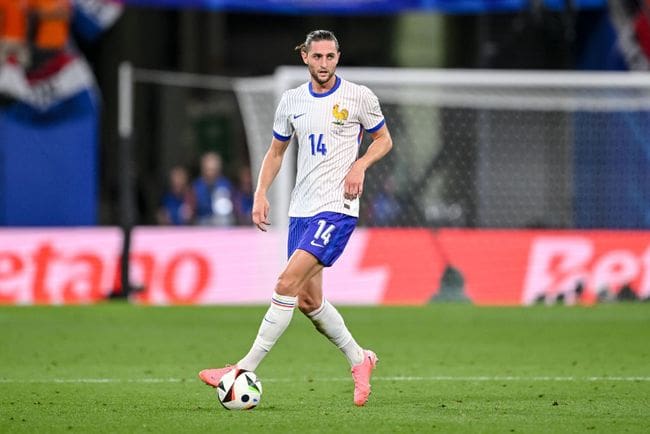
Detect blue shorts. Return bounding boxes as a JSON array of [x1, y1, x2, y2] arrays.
[[288, 211, 358, 267]]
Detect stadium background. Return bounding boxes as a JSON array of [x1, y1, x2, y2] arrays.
[[1, 0, 650, 306]]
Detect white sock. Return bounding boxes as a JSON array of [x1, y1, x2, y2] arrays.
[[237, 292, 297, 372], [308, 300, 364, 366]]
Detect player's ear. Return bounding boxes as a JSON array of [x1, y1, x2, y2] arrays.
[[301, 49, 308, 64]]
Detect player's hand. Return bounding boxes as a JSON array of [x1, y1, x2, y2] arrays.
[[344, 162, 365, 200], [252, 194, 271, 232]]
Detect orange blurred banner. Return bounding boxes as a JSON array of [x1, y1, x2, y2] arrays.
[[1, 227, 648, 305], [435, 229, 650, 305]]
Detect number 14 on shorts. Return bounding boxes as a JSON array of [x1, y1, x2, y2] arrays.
[[311, 220, 335, 247]]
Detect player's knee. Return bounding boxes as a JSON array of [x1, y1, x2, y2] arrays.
[[275, 273, 301, 297]]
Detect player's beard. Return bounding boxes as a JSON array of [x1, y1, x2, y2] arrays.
[[310, 66, 335, 87]]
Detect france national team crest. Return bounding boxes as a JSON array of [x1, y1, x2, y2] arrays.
[[332, 104, 348, 126]]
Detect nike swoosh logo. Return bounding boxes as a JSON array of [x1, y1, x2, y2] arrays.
[[293, 113, 306, 119], [310, 240, 324, 248]]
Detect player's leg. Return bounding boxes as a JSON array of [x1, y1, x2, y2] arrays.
[[199, 249, 322, 387], [299, 271, 378, 406], [236, 249, 323, 371], [298, 270, 365, 367], [199, 216, 318, 387]]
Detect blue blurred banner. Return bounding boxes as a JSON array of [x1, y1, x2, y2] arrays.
[[0, 91, 99, 226], [0, 0, 122, 226], [124, 0, 605, 14], [572, 1, 650, 229]]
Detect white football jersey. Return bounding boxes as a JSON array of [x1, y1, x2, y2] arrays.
[[272, 76, 385, 218]]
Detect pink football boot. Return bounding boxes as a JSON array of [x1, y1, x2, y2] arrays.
[[351, 350, 378, 406], [198, 366, 235, 388]]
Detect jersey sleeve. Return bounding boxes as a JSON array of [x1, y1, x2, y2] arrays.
[[358, 86, 385, 133], [272, 92, 293, 141]]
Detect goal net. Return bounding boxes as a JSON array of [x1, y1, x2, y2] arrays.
[[234, 67, 650, 230], [122, 66, 650, 230]]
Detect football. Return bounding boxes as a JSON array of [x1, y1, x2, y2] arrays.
[[216, 369, 263, 410]]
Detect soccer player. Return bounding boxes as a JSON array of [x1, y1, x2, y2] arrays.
[[199, 29, 393, 406]]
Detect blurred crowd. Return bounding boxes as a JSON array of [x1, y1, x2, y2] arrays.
[[157, 152, 253, 227], [158, 149, 410, 227]]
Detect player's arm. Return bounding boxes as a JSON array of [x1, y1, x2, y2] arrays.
[[344, 124, 393, 200], [252, 137, 291, 232]]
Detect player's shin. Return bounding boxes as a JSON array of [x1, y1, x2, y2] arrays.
[[237, 292, 297, 371], [308, 300, 364, 366]]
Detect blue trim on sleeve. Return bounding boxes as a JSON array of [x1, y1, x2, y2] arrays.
[[365, 118, 385, 133], [308, 76, 341, 98], [273, 130, 292, 141]]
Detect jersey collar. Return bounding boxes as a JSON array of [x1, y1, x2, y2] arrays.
[[308, 75, 341, 98]]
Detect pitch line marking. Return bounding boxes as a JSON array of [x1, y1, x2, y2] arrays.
[[1, 376, 650, 384]]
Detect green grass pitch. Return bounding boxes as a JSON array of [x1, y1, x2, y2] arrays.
[[1, 303, 649, 433]]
